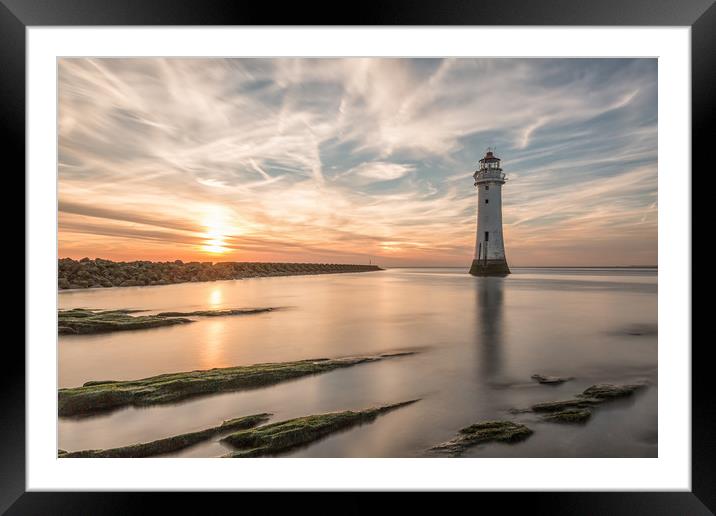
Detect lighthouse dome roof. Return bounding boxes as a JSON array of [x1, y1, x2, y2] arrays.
[[480, 150, 500, 162]]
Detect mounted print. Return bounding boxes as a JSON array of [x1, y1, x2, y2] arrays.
[[56, 57, 658, 459]]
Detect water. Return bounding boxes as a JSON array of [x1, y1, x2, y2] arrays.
[[58, 267, 657, 458]]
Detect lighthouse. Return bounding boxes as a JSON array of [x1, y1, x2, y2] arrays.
[[469, 149, 511, 276]]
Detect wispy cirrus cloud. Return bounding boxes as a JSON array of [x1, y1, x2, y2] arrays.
[[347, 162, 416, 182], [58, 58, 657, 266]]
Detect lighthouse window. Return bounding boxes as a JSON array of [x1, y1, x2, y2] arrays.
[[485, 199, 489, 204], [485, 231, 490, 242], [485, 185, 489, 191]]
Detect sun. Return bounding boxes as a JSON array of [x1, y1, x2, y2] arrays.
[[202, 241, 228, 254], [200, 208, 232, 255]]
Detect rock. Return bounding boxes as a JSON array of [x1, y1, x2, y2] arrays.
[[622, 324, 658, 336], [524, 382, 649, 420], [540, 408, 592, 423], [531, 398, 599, 412], [507, 407, 532, 414], [58, 257, 383, 290], [430, 420, 533, 455], [61, 413, 271, 458], [58, 351, 419, 418], [156, 308, 275, 318], [579, 383, 646, 399], [222, 401, 419, 458], [58, 308, 192, 335], [531, 374, 573, 385]]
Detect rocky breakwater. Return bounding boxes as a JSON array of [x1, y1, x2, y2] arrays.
[[58, 257, 383, 290]]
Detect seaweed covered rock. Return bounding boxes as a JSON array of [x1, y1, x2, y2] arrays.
[[221, 400, 419, 457], [531, 398, 598, 413], [58, 352, 418, 417], [525, 382, 649, 424], [580, 383, 646, 399], [58, 308, 192, 335], [430, 420, 533, 455], [61, 413, 271, 458], [156, 308, 275, 317], [59, 306, 279, 335], [540, 408, 592, 424]]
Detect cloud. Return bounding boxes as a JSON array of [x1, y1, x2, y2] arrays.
[[196, 178, 228, 188], [58, 58, 657, 266], [349, 162, 415, 182], [518, 117, 550, 149]]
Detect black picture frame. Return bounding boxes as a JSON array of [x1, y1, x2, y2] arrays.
[[6, 0, 707, 513]]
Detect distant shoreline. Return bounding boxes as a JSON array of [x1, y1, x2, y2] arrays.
[[58, 258, 382, 290], [384, 265, 658, 269], [497, 265, 656, 269]]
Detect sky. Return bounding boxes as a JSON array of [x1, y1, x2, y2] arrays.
[[58, 58, 657, 267]]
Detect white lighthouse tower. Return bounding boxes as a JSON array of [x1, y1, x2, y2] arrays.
[[469, 149, 510, 276]]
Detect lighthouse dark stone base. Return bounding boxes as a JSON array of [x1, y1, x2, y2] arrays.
[[470, 150, 510, 277], [469, 258, 511, 276]]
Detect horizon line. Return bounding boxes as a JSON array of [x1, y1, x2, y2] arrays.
[[57, 257, 657, 269]]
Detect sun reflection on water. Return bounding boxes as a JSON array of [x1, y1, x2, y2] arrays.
[[199, 319, 227, 370], [209, 287, 223, 307]]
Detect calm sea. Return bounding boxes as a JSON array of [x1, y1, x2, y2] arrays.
[[58, 267, 657, 458]]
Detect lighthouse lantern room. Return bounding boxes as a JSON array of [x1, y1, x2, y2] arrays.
[[469, 149, 511, 276]]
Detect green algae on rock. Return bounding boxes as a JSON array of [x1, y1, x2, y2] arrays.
[[156, 307, 275, 317], [527, 382, 648, 423], [59, 306, 279, 335], [540, 408, 592, 424], [430, 420, 533, 455], [60, 413, 271, 458], [58, 352, 418, 417], [58, 308, 192, 335], [221, 400, 419, 458], [580, 383, 646, 399], [531, 398, 599, 413]]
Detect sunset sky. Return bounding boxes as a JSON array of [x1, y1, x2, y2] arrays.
[[58, 58, 657, 267]]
